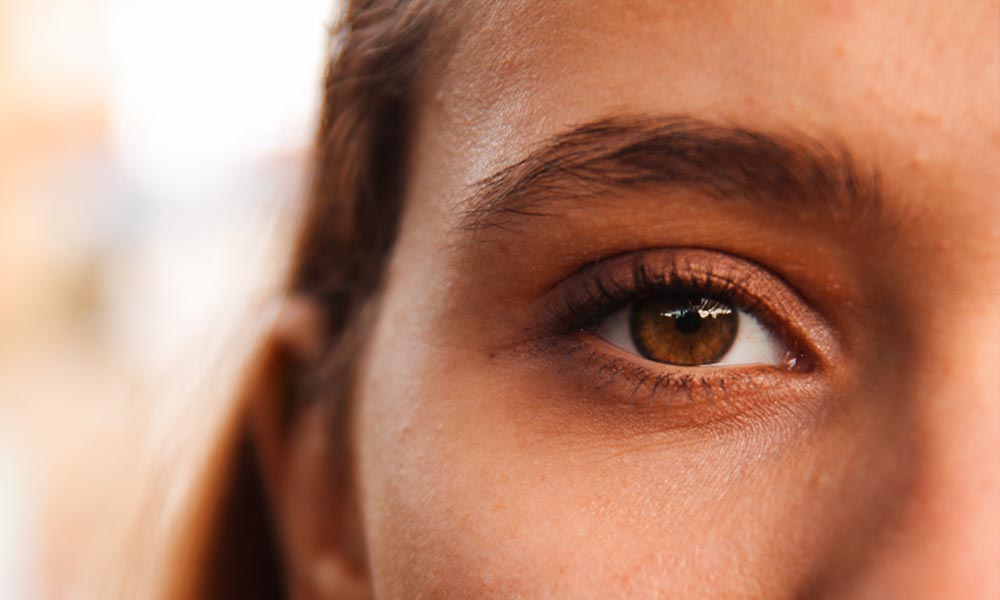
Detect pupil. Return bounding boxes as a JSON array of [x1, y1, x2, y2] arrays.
[[673, 308, 702, 335]]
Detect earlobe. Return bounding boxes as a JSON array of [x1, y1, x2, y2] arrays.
[[245, 295, 371, 599]]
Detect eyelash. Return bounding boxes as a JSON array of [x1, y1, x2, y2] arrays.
[[534, 250, 823, 415], [551, 254, 792, 351], [553, 256, 752, 333]]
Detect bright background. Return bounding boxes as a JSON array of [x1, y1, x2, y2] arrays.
[[0, 1, 336, 596]]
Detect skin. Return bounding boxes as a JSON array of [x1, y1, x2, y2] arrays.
[[259, 1, 1000, 598]]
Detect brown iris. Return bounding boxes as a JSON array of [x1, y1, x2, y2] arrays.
[[629, 296, 739, 365]]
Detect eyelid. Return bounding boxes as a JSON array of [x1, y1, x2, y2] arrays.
[[541, 341, 831, 432]]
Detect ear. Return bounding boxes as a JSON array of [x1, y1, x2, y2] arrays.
[[245, 296, 370, 600]]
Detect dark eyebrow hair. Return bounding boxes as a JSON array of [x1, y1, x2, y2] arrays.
[[457, 115, 882, 232]]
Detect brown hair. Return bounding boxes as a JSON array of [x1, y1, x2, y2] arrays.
[[189, 1, 456, 597]]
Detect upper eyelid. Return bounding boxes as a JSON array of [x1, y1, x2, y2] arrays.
[[550, 253, 755, 330]]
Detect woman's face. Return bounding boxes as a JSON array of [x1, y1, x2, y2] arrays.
[[348, 1, 998, 596]]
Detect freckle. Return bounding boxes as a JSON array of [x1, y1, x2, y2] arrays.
[[912, 109, 940, 126], [833, 42, 847, 58]]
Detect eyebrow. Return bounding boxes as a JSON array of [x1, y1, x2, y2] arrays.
[[457, 115, 882, 232]]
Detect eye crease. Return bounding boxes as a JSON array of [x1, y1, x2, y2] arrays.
[[597, 294, 787, 367]]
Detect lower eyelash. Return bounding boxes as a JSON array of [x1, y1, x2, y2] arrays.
[[532, 335, 825, 432], [565, 336, 776, 405]]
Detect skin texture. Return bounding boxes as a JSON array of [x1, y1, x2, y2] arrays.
[[263, 1, 1000, 598]]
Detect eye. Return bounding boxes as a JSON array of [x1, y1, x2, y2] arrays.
[[596, 294, 786, 367], [533, 249, 833, 415]]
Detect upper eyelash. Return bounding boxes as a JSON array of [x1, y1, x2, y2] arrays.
[[551, 254, 755, 334]]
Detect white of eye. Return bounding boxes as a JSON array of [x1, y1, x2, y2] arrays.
[[596, 304, 785, 366]]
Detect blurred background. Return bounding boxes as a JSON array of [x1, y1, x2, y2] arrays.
[[0, 0, 336, 596]]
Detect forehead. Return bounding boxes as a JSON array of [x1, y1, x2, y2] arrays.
[[420, 0, 998, 208]]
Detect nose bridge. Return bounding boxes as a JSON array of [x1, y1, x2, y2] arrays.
[[908, 355, 1000, 595], [848, 287, 1000, 597]]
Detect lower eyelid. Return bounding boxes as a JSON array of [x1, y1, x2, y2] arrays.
[[532, 335, 828, 432]]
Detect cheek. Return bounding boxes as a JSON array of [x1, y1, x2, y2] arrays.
[[353, 300, 909, 598]]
